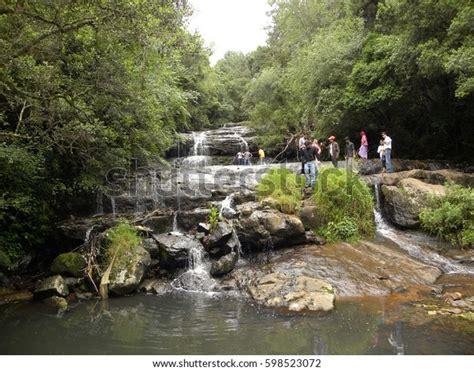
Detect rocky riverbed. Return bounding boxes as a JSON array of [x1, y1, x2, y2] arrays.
[[1, 124, 473, 331]]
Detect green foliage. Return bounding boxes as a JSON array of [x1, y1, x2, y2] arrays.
[[419, 183, 474, 248], [319, 217, 360, 243], [256, 168, 305, 214], [0, 143, 52, 261], [313, 167, 375, 240], [0, 1, 222, 262], [0, 250, 13, 273], [103, 221, 143, 275], [208, 205, 220, 228], [236, 0, 473, 161]]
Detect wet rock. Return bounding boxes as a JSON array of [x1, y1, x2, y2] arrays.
[[236, 201, 261, 218], [50, 252, 86, 277], [366, 169, 474, 188], [34, 275, 69, 299], [178, 208, 211, 231], [43, 296, 68, 313], [0, 290, 33, 304], [358, 159, 454, 176], [381, 178, 445, 228], [109, 246, 151, 296], [142, 214, 174, 234], [243, 241, 442, 297], [153, 233, 203, 269], [197, 223, 211, 234], [236, 209, 306, 251], [299, 204, 319, 231], [142, 238, 160, 259], [203, 222, 233, 250], [210, 252, 238, 277], [139, 279, 172, 295], [246, 272, 335, 312], [63, 277, 83, 290]]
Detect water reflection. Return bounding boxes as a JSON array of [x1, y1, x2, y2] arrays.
[[0, 293, 472, 355], [388, 322, 405, 355]]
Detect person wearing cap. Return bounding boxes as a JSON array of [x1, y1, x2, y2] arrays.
[[328, 136, 340, 168], [344, 136, 355, 170]]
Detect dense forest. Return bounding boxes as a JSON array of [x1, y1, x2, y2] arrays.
[[0, 0, 473, 265]]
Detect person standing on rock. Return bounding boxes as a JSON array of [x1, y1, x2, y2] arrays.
[[236, 151, 244, 166], [244, 150, 253, 166], [377, 139, 386, 171], [298, 133, 307, 174], [328, 136, 340, 168], [258, 147, 265, 165], [382, 131, 394, 173], [302, 140, 317, 189], [358, 130, 369, 160], [312, 138, 322, 170], [344, 136, 355, 170]]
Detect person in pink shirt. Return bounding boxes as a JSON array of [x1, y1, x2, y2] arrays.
[[358, 130, 368, 160]]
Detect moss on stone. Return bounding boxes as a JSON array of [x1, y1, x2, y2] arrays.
[[50, 252, 86, 277]]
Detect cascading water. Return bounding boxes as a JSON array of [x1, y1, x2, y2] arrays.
[[171, 242, 217, 293], [373, 184, 474, 275], [219, 194, 237, 218], [182, 131, 211, 167]]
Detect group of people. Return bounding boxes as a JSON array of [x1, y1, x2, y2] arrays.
[[299, 130, 394, 189], [235, 147, 266, 166]]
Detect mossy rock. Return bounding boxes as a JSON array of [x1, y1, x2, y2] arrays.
[[50, 252, 86, 277], [0, 251, 13, 273]]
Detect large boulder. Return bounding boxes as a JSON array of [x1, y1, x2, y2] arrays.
[[245, 272, 335, 312], [235, 209, 306, 251], [210, 252, 238, 277], [382, 178, 445, 228], [34, 275, 69, 299], [252, 241, 442, 297], [142, 238, 160, 259], [109, 245, 151, 296], [177, 208, 210, 231], [203, 222, 233, 248], [50, 252, 86, 277], [153, 233, 203, 269]]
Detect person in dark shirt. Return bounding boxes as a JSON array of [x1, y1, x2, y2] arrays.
[[302, 140, 317, 189]]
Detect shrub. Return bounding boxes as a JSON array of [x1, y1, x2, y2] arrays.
[[319, 217, 360, 242], [419, 183, 474, 248], [103, 220, 143, 275], [256, 168, 305, 214], [208, 205, 219, 228], [313, 167, 375, 241]]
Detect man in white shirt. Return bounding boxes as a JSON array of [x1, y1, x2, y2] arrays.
[[382, 131, 393, 173]]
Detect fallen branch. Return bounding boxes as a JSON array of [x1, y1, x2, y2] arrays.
[[271, 133, 297, 163]]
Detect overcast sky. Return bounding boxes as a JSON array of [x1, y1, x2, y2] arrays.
[[187, 0, 272, 65]]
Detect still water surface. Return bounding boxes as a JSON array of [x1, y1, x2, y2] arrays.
[[0, 293, 473, 355]]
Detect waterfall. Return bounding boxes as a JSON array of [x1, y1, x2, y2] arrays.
[[231, 129, 249, 152], [219, 194, 236, 218], [171, 211, 182, 236], [182, 131, 210, 167], [373, 184, 474, 275], [192, 131, 207, 156], [94, 192, 104, 216], [110, 196, 116, 219], [171, 242, 216, 293]]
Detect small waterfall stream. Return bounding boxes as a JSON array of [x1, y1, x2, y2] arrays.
[[374, 184, 474, 275], [171, 243, 217, 294]]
